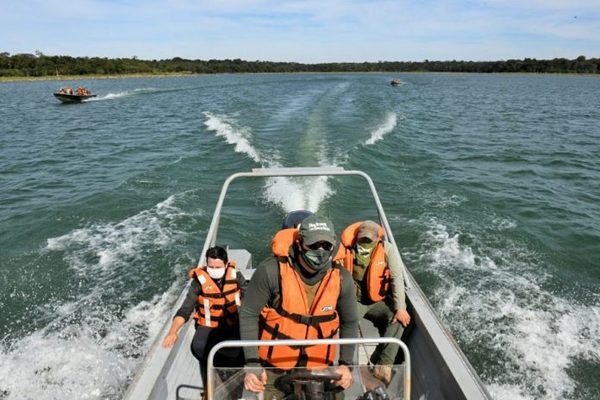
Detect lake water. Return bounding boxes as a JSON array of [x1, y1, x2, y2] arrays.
[[0, 73, 598, 399]]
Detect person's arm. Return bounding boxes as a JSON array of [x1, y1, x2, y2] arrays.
[[336, 267, 359, 365], [236, 269, 248, 299], [238, 257, 278, 363], [162, 280, 200, 347], [385, 242, 411, 326]]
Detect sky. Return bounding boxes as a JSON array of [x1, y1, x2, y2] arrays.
[[2, 0, 599, 63]]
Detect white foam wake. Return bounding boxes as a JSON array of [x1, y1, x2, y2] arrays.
[[0, 194, 199, 399], [88, 88, 158, 101], [202, 112, 336, 213], [0, 282, 180, 400], [365, 112, 398, 145], [46, 194, 197, 274], [264, 175, 333, 213], [418, 221, 600, 400], [202, 112, 261, 163]]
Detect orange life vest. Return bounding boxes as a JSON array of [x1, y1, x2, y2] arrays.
[[189, 262, 241, 328], [335, 221, 390, 302], [259, 228, 341, 369]]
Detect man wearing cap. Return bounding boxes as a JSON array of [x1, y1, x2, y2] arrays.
[[335, 220, 411, 385], [240, 215, 358, 399]]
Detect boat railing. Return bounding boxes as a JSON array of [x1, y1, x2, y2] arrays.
[[207, 337, 411, 400], [125, 167, 416, 399], [199, 167, 411, 288]]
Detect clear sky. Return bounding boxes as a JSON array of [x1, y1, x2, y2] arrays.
[[2, 0, 599, 63]]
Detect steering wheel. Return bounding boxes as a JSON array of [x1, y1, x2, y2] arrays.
[[274, 369, 343, 398], [283, 369, 342, 382]]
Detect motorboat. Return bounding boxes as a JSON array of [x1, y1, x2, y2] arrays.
[[123, 167, 491, 400], [390, 79, 401, 86], [53, 88, 96, 103]]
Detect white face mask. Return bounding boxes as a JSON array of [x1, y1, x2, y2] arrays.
[[206, 266, 226, 280]]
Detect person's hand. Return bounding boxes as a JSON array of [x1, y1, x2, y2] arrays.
[[393, 309, 411, 327], [333, 364, 353, 389], [162, 332, 177, 348], [244, 370, 267, 392]]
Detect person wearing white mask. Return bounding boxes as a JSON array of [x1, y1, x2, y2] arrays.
[[162, 245, 246, 394]]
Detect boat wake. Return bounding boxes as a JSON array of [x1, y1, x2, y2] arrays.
[[88, 88, 160, 101], [202, 112, 335, 212], [411, 218, 600, 400], [365, 112, 399, 145], [202, 112, 262, 163], [0, 194, 201, 399]]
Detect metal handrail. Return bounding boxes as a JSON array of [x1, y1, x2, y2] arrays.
[[207, 337, 411, 400], [124, 167, 412, 400], [196, 167, 411, 288]]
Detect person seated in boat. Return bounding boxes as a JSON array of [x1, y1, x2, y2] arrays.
[[334, 220, 411, 385], [240, 215, 358, 399], [162, 245, 246, 391]]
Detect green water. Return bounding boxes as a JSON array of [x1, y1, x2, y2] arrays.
[[0, 73, 598, 399]]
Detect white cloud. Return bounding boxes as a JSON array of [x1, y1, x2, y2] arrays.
[[1, 0, 598, 61]]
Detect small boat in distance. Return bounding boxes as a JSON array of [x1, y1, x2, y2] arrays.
[[390, 79, 401, 86], [53, 86, 97, 103]]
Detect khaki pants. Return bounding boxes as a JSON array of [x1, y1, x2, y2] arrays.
[[357, 299, 404, 365]]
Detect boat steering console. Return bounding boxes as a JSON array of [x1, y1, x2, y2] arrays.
[[273, 369, 392, 400]]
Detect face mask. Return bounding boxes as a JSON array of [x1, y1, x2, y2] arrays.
[[206, 267, 226, 280], [357, 241, 376, 256], [302, 247, 333, 272]]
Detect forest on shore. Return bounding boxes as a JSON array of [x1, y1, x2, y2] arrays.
[[1, 52, 598, 78]]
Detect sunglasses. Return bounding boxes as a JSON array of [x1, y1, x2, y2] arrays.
[[306, 241, 334, 251]]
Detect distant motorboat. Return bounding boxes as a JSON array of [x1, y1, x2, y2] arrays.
[[53, 87, 96, 103], [390, 79, 401, 86]]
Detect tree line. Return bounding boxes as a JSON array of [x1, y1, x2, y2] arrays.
[[1, 52, 598, 77]]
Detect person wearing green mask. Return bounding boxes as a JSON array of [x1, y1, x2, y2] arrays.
[[335, 220, 411, 385], [239, 214, 359, 399]]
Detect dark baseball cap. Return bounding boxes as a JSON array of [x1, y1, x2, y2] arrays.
[[299, 215, 336, 245]]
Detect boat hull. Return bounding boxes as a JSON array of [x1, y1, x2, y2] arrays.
[[53, 93, 97, 103]]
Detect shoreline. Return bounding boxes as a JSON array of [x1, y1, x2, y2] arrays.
[[2, 70, 598, 83]]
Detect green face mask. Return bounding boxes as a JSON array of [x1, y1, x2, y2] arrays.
[[357, 240, 376, 256], [302, 247, 333, 271]]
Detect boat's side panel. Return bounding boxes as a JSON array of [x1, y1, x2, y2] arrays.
[[404, 275, 491, 400], [53, 93, 96, 103]]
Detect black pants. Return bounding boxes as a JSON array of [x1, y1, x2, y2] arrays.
[[190, 324, 245, 387]]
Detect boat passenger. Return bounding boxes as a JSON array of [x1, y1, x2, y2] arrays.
[[240, 215, 358, 399], [162, 246, 246, 391], [334, 220, 411, 385]]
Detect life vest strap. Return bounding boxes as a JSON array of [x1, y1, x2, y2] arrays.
[[277, 307, 337, 326], [200, 302, 238, 311]]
